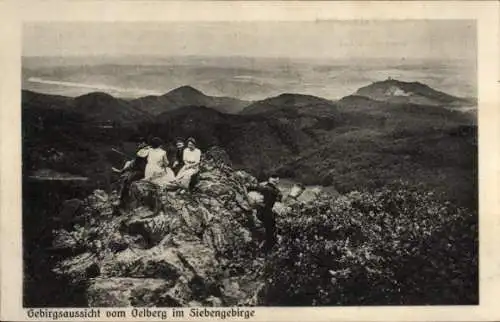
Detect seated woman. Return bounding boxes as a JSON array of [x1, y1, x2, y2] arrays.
[[143, 137, 176, 188], [175, 137, 201, 189]]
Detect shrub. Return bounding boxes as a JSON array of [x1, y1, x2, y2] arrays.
[[263, 182, 478, 305]]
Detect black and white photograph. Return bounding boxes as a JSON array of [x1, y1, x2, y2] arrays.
[[20, 18, 479, 309]]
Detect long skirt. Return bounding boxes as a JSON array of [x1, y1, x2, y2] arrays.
[[146, 168, 177, 188], [175, 165, 199, 189]]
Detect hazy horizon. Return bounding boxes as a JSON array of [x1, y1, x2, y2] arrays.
[[22, 54, 476, 100], [22, 21, 476, 100]]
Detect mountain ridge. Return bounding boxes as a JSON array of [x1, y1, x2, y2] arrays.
[[241, 93, 335, 115], [354, 79, 475, 107], [23, 78, 477, 119], [22, 79, 477, 208], [130, 85, 251, 115]]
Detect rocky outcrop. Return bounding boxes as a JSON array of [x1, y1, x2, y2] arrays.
[[51, 147, 266, 307], [87, 277, 179, 307]]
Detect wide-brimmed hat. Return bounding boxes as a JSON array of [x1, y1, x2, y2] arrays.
[[136, 148, 149, 158]]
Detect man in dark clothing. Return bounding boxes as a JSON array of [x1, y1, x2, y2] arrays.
[[170, 138, 185, 176], [113, 141, 150, 203], [247, 174, 283, 252]]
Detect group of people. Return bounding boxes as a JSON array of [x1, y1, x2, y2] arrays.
[[113, 136, 304, 253], [114, 136, 202, 203]]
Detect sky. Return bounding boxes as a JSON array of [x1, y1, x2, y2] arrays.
[[22, 20, 476, 61]]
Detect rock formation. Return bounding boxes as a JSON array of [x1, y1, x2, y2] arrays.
[[51, 147, 267, 307]]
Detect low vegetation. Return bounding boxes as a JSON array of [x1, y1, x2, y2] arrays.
[[263, 182, 477, 305]]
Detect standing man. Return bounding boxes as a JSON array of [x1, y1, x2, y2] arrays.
[[247, 174, 283, 252]]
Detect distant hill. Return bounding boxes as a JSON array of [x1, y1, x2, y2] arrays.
[[130, 85, 250, 115], [354, 79, 475, 107], [74, 92, 153, 124], [22, 90, 74, 110], [241, 93, 335, 115], [23, 90, 153, 125]]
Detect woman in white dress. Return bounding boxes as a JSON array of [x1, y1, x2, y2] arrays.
[[144, 137, 175, 187], [175, 137, 201, 189]]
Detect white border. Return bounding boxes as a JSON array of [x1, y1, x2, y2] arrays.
[[1, 1, 499, 321]]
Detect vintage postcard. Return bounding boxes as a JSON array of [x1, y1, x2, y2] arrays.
[[1, 1, 499, 321]]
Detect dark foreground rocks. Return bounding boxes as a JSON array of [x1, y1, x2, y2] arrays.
[[51, 147, 266, 307]]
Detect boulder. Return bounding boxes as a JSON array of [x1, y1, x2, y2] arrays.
[[52, 229, 79, 251], [52, 252, 100, 284], [234, 192, 252, 211], [102, 241, 217, 288], [160, 277, 192, 306], [196, 179, 233, 197], [83, 190, 115, 217], [179, 205, 206, 236], [128, 181, 162, 211], [174, 241, 218, 282], [125, 210, 174, 247], [102, 247, 183, 282], [217, 274, 266, 306], [203, 296, 223, 307], [220, 278, 247, 306], [202, 225, 226, 254], [188, 300, 203, 306], [86, 277, 173, 307]]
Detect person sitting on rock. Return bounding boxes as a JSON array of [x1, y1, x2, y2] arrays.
[[247, 174, 283, 252], [144, 137, 176, 187], [113, 139, 150, 203], [170, 138, 185, 176], [175, 137, 202, 191]]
